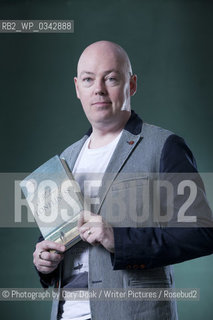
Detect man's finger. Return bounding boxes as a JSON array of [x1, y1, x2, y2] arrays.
[[39, 250, 64, 262], [36, 240, 66, 253]]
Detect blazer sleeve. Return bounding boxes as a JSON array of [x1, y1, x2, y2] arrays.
[[112, 134, 213, 270]]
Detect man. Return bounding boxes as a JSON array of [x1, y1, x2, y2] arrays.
[[33, 41, 213, 320]]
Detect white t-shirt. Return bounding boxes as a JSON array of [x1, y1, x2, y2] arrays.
[[60, 132, 122, 320]]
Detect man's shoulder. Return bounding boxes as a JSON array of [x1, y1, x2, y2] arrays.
[[142, 122, 174, 140], [60, 135, 88, 159], [128, 110, 174, 141], [138, 122, 176, 157]]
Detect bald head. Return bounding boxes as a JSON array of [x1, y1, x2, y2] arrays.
[[77, 40, 133, 77]]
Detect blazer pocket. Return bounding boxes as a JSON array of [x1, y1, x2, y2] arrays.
[[129, 278, 172, 288], [103, 176, 149, 227], [111, 175, 149, 191]]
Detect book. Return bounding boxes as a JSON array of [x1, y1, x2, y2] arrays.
[[20, 155, 85, 250]]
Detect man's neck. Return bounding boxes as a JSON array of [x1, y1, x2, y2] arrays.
[[88, 130, 121, 149], [89, 114, 130, 149]]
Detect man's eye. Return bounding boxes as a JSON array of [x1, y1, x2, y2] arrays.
[[106, 77, 118, 83], [83, 77, 93, 82]]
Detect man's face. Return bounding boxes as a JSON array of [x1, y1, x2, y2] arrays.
[[74, 44, 137, 129]]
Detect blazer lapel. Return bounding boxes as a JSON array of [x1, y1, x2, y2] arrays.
[[64, 135, 89, 171], [95, 129, 143, 214]]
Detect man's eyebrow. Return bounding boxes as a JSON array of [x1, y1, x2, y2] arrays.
[[79, 71, 95, 77], [103, 69, 121, 75], [79, 70, 121, 77]]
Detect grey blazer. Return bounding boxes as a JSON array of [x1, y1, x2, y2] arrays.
[[47, 111, 181, 320]]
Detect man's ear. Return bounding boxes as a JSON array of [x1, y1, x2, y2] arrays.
[[74, 77, 80, 99], [130, 74, 137, 96]]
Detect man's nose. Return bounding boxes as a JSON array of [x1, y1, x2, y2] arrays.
[[94, 79, 107, 95]]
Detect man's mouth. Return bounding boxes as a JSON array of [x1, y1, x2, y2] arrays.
[[91, 101, 112, 106]]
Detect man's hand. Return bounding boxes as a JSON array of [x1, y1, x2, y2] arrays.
[[33, 240, 66, 274], [78, 211, 115, 253]]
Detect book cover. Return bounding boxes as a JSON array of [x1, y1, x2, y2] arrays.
[[20, 155, 84, 250]]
